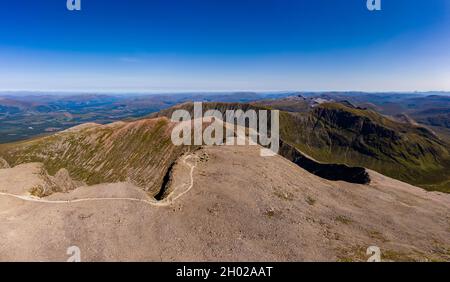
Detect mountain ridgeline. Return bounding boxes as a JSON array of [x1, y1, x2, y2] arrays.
[[154, 100, 450, 192], [0, 117, 190, 196], [277, 103, 450, 192], [0, 98, 449, 194]]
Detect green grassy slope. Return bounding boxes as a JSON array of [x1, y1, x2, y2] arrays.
[[2, 100, 448, 193], [0, 117, 189, 196], [154, 101, 450, 192], [277, 103, 450, 192]]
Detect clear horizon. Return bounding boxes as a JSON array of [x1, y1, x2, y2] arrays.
[[1, 90, 450, 96], [1, 0, 449, 92]]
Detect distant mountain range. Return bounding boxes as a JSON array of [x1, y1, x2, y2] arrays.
[[1, 92, 450, 261], [1, 92, 449, 192], [0, 92, 292, 143], [152, 97, 450, 193]]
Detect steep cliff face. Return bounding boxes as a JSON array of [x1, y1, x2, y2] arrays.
[[153, 101, 450, 192], [278, 140, 370, 184], [3, 100, 448, 193], [0, 117, 190, 196], [279, 103, 450, 192]]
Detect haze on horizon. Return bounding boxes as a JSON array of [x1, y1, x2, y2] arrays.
[[0, 0, 449, 92]]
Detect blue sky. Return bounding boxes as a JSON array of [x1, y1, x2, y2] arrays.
[[0, 0, 449, 92]]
